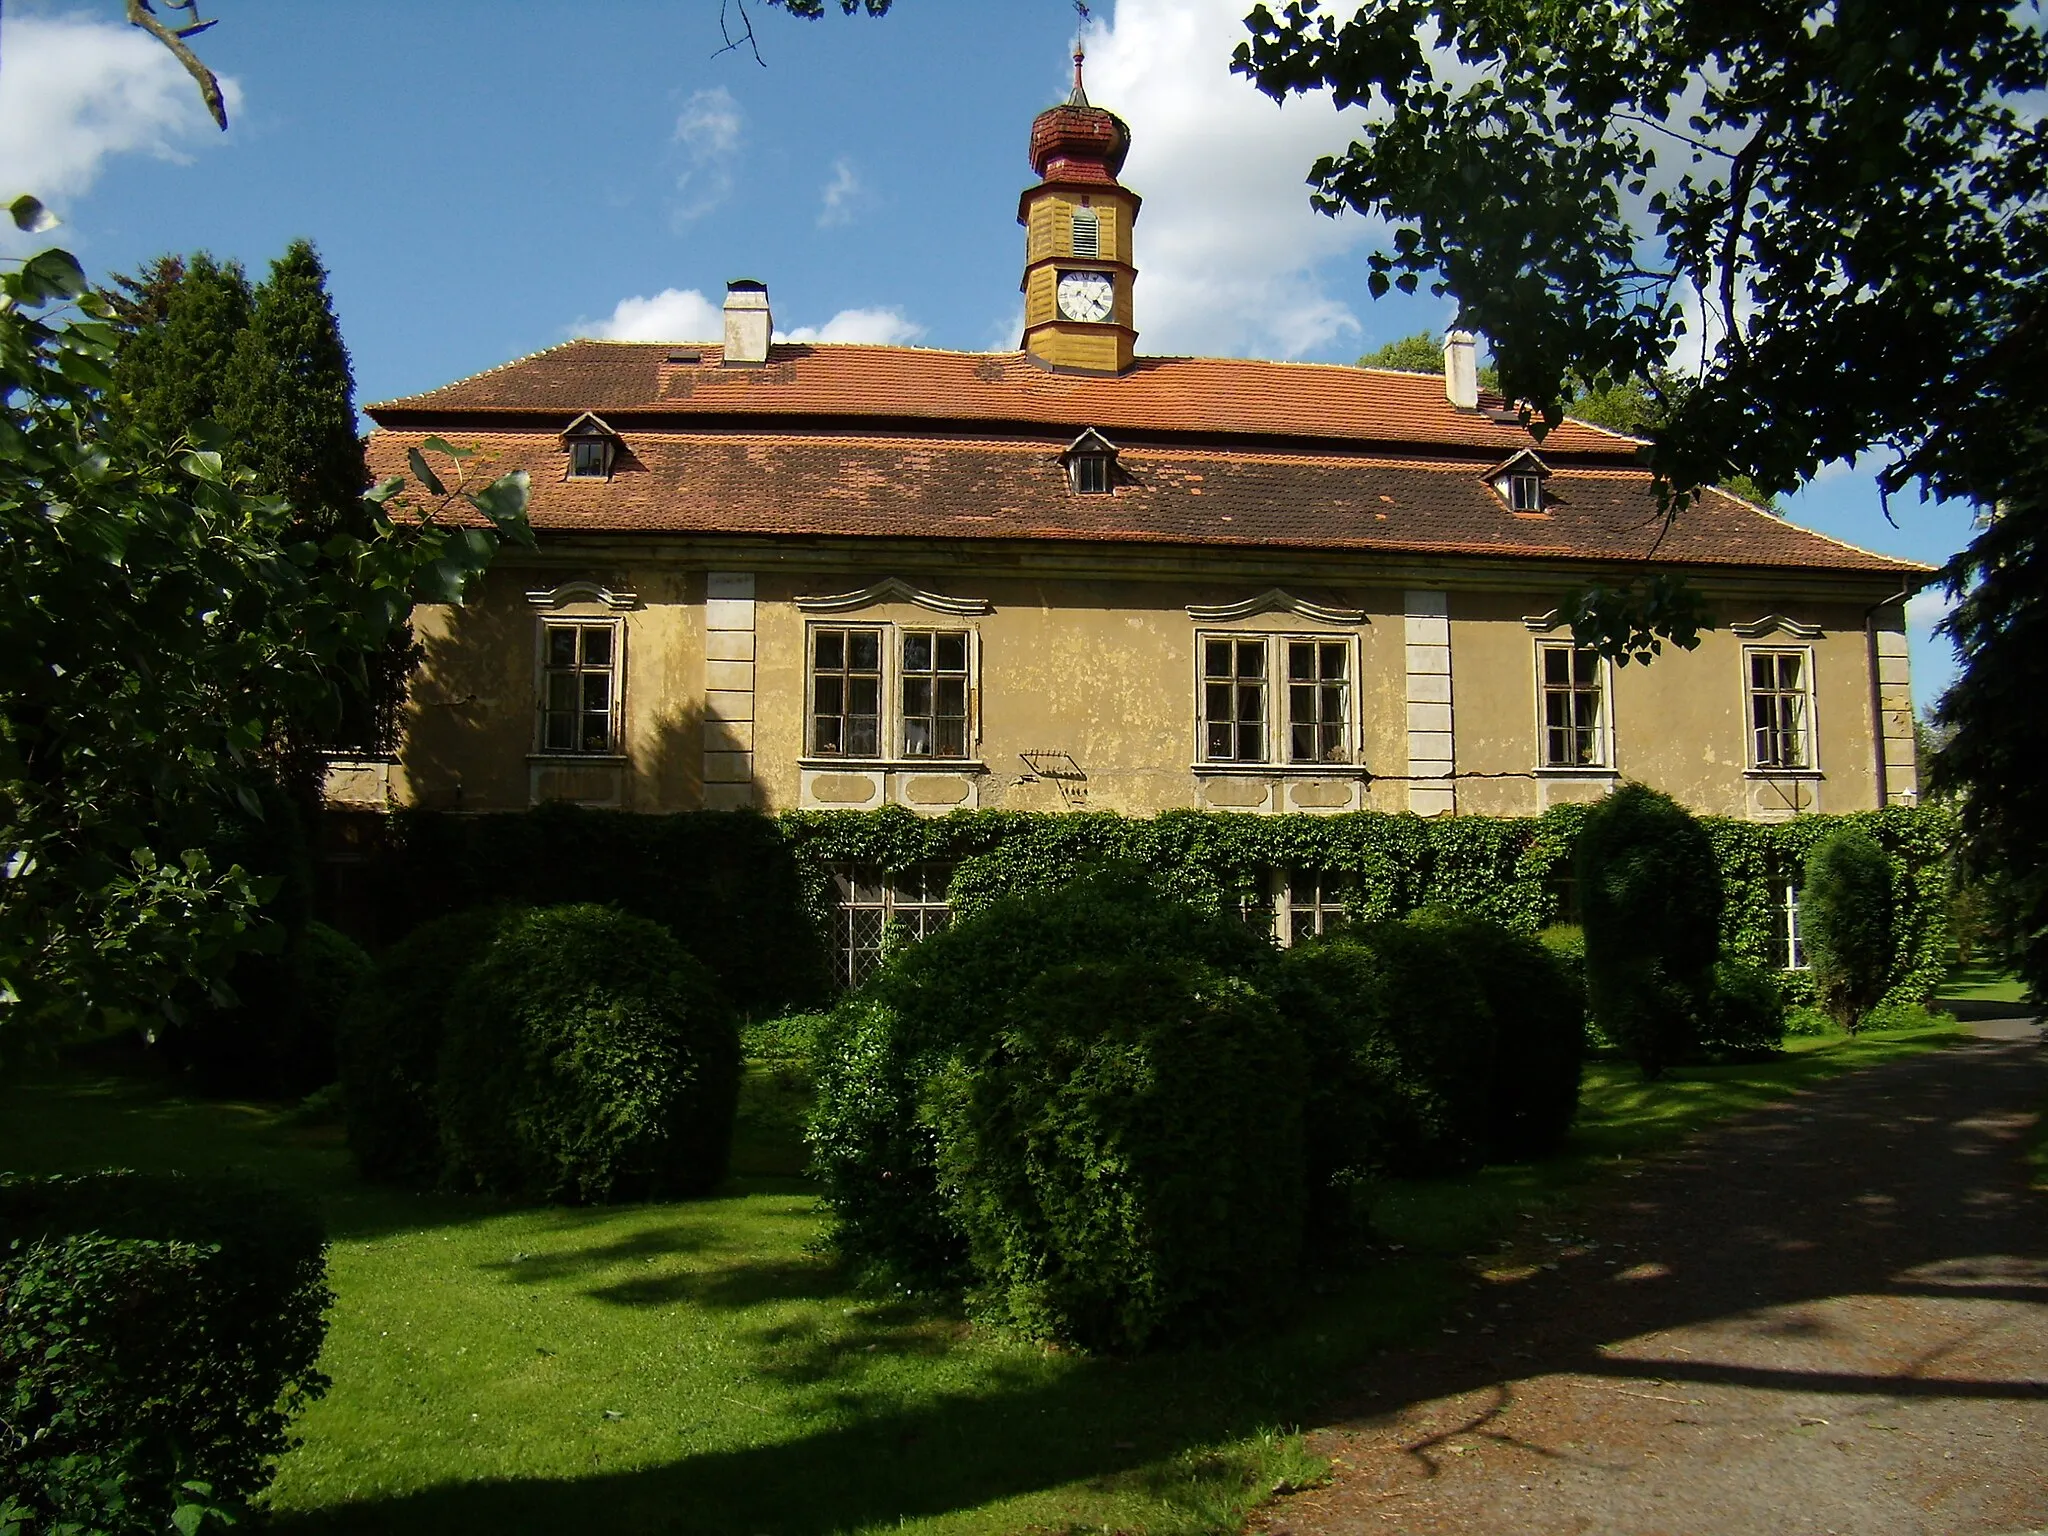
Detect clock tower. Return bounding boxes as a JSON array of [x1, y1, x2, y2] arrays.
[[1019, 44, 1140, 375]]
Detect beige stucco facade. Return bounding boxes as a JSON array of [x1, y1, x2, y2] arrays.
[[355, 538, 1917, 825]]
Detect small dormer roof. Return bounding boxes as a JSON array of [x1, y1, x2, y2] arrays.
[[1481, 447, 1552, 481], [1059, 427, 1120, 461], [560, 411, 619, 443]]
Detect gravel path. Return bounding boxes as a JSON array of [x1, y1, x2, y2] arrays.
[[1257, 1019, 2048, 1536]]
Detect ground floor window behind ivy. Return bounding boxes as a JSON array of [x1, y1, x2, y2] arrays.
[[1285, 870, 1351, 944], [831, 862, 953, 989], [1779, 881, 1807, 970]]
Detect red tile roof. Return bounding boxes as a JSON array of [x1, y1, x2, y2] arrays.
[[368, 342, 1646, 459], [365, 427, 1922, 577]]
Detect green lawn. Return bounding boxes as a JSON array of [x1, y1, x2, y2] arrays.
[[0, 1023, 1963, 1536], [1939, 960, 2031, 1004]]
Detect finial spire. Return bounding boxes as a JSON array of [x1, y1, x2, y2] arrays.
[[1069, 2, 1091, 107]]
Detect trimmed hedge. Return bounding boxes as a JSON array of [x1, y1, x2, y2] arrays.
[[1698, 957, 1787, 1059], [437, 905, 740, 1203], [807, 867, 1274, 1289], [337, 908, 509, 1184], [1803, 826, 1896, 1030], [936, 958, 1305, 1352], [0, 1172, 330, 1535], [1579, 784, 1724, 1078], [343, 802, 1954, 1022]]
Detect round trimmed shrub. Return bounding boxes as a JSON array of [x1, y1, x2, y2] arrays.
[[1263, 936, 1453, 1259], [1411, 908, 1584, 1159], [808, 866, 1275, 1289], [0, 1172, 330, 1536], [1802, 826, 1896, 1030], [336, 907, 508, 1184], [935, 958, 1304, 1352], [1577, 783, 1724, 1078], [1698, 957, 1786, 1058], [436, 904, 740, 1203]]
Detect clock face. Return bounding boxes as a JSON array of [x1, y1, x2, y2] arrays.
[[1056, 270, 1115, 323]]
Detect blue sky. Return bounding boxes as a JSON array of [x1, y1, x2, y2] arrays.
[[0, 0, 1972, 705]]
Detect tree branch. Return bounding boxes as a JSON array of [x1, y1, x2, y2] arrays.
[[126, 0, 227, 129], [714, 0, 768, 65], [1716, 129, 1765, 369]]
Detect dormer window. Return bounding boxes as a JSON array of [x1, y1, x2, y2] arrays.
[[1484, 448, 1552, 512], [560, 412, 621, 481], [1059, 427, 1120, 494], [1071, 206, 1100, 259]]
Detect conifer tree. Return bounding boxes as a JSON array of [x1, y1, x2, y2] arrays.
[[107, 252, 252, 444], [220, 240, 366, 538]]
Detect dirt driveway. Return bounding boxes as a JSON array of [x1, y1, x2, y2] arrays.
[[1257, 1019, 2047, 1536]]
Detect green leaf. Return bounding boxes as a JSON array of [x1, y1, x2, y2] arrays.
[[465, 470, 532, 536], [181, 450, 226, 483], [7, 194, 57, 233], [421, 434, 476, 460], [171, 1501, 208, 1536], [13, 248, 88, 305], [406, 447, 446, 497], [364, 475, 407, 505]]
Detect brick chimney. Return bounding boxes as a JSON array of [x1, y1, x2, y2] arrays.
[[1443, 330, 1479, 410], [722, 280, 771, 365]]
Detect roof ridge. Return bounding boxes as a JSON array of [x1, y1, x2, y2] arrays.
[[365, 339, 584, 412]]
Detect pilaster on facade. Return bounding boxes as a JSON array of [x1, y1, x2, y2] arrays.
[[1874, 626, 1919, 804], [1403, 589, 1456, 816], [703, 572, 757, 810]]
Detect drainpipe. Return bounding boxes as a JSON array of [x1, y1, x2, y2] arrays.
[[1863, 581, 1914, 809]]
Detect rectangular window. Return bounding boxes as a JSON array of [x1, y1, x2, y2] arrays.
[[832, 862, 952, 990], [1538, 641, 1607, 767], [1748, 649, 1812, 769], [1779, 882, 1808, 970], [900, 630, 970, 758], [1202, 637, 1269, 763], [568, 439, 610, 479], [1508, 471, 1542, 512], [539, 620, 618, 754], [1286, 640, 1349, 764], [1285, 870, 1351, 945], [1071, 453, 1111, 494], [811, 627, 883, 757]]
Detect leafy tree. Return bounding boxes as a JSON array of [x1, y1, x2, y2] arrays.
[[1236, 1, 2044, 980], [0, 236, 532, 1054]]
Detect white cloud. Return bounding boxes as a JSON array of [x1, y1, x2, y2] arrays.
[[1905, 587, 1955, 638], [581, 287, 725, 341], [777, 307, 925, 346], [0, 14, 242, 210], [670, 86, 742, 223], [1079, 0, 1375, 359], [818, 157, 861, 228], [580, 290, 924, 347]]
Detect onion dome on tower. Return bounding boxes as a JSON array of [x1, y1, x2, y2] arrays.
[[1018, 41, 1141, 375]]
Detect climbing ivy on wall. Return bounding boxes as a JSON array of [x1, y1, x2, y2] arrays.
[[353, 800, 1955, 1017]]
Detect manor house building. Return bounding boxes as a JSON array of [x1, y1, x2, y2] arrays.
[[350, 61, 1924, 863]]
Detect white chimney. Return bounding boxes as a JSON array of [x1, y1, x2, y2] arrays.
[[722, 279, 771, 365], [1443, 330, 1479, 410]]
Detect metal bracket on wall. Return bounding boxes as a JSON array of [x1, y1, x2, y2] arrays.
[[1019, 749, 1088, 807]]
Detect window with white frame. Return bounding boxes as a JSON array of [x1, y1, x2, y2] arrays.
[[537, 619, 620, 754], [1286, 640, 1350, 764], [1746, 648, 1814, 769], [1508, 471, 1543, 512], [1284, 870, 1352, 945], [900, 630, 970, 757], [808, 624, 974, 760], [568, 437, 612, 479], [1778, 881, 1808, 970], [831, 862, 952, 989], [1202, 636, 1270, 763], [1537, 641, 1609, 768]]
